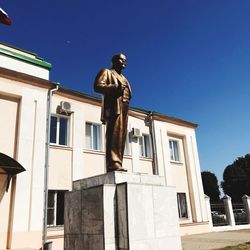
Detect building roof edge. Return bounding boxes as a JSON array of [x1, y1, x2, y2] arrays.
[[0, 42, 51, 70], [0, 67, 56, 89], [59, 86, 198, 128]]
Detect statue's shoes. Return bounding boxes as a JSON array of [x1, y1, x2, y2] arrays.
[[107, 163, 128, 172], [107, 167, 128, 172], [115, 168, 127, 172]]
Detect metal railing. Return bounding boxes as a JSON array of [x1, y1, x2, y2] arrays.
[[210, 203, 228, 226], [232, 203, 248, 225]]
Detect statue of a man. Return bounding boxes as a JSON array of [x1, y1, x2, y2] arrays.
[[94, 54, 132, 172]]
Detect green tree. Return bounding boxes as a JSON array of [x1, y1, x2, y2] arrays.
[[201, 171, 220, 202], [221, 154, 250, 202]]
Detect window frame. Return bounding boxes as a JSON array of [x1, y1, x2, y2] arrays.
[[169, 139, 181, 162], [47, 190, 67, 227], [177, 192, 188, 219], [85, 122, 103, 151], [124, 130, 131, 156], [139, 133, 152, 159], [50, 114, 69, 146]]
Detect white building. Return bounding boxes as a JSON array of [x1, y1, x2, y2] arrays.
[[0, 42, 210, 250]]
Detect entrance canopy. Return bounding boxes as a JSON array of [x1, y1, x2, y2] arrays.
[[0, 152, 25, 175]]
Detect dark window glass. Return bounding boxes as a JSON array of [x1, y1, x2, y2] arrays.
[[47, 209, 54, 225], [50, 116, 57, 143], [144, 135, 152, 158], [47, 190, 67, 226], [139, 137, 143, 156], [47, 191, 55, 225], [177, 193, 188, 219], [59, 117, 68, 145], [56, 191, 65, 225], [93, 125, 98, 150]]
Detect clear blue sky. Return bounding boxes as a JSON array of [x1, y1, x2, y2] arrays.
[[1, 0, 250, 186]]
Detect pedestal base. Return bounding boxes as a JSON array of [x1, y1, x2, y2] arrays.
[[64, 172, 181, 250]]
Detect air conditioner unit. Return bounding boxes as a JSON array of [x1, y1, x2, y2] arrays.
[[60, 101, 71, 111], [57, 101, 72, 115], [132, 128, 141, 138]]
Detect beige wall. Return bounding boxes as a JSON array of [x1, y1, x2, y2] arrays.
[[0, 174, 11, 249], [0, 95, 19, 157], [0, 75, 49, 249], [152, 120, 208, 227], [49, 147, 72, 190], [0, 95, 19, 249], [50, 93, 155, 180]]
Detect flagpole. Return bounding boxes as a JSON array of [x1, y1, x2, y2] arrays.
[[0, 7, 12, 25]]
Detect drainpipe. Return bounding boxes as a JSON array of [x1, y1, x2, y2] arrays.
[[147, 112, 159, 175], [42, 83, 59, 249]]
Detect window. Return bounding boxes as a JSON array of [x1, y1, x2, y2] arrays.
[[139, 134, 152, 158], [169, 139, 180, 162], [124, 131, 131, 156], [177, 193, 188, 219], [85, 122, 102, 151], [50, 115, 69, 146], [47, 190, 67, 226]]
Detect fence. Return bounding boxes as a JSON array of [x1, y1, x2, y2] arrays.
[[210, 202, 228, 226], [205, 194, 250, 231]]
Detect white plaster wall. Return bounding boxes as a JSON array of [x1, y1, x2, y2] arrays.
[[0, 96, 18, 157], [0, 95, 19, 248], [0, 175, 11, 249], [122, 157, 133, 172], [184, 133, 208, 222], [128, 116, 153, 173], [153, 119, 207, 225], [0, 54, 49, 79], [49, 147, 72, 190], [0, 76, 48, 249], [50, 94, 154, 182], [153, 121, 167, 178], [139, 159, 153, 174], [51, 95, 105, 181], [83, 152, 105, 177], [0, 54, 49, 80]]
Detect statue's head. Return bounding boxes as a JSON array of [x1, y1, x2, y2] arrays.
[[112, 53, 126, 70]]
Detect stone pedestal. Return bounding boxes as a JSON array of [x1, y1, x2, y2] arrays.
[[64, 172, 182, 250]]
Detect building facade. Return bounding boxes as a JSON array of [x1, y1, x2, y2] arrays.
[[0, 42, 210, 250]]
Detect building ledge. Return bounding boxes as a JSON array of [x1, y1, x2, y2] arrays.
[[0, 42, 51, 70], [180, 221, 209, 227]]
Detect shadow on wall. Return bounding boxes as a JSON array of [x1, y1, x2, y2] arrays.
[[0, 174, 8, 202]]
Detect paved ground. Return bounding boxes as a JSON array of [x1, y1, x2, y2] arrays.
[[181, 229, 250, 250]]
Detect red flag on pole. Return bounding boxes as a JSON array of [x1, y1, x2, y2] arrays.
[[0, 8, 12, 25]]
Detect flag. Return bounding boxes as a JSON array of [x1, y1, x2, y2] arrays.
[[0, 8, 12, 25]]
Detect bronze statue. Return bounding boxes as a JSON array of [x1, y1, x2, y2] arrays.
[[94, 54, 132, 172]]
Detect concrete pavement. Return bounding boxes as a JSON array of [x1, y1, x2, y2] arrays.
[[181, 229, 250, 250]]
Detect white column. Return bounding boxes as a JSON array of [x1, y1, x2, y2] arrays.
[[223, 195, 235, 226], [242, 195, 250, 224], [204, 195, 213, 229]]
